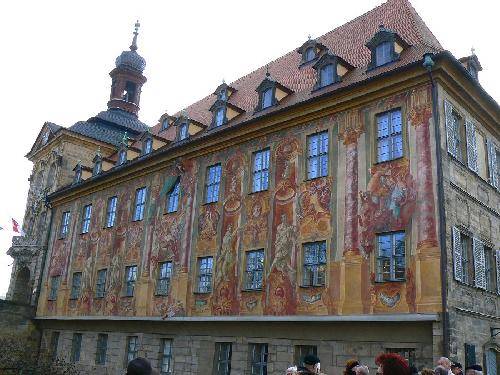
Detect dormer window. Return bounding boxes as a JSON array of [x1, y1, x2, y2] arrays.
[[305, 47, 316, 62], [312, 52, 353, 90], [143, 138, 153, 155], [218, 89, 227, 101], [118, 149, 127, 165], [262, 88, 274, 109], [215, 107, 226, 127], [41, 131, 50, 145], [375, 42, 392, 67], [93, 160, 102, 176], [179, 122, 189, 140], [366, 25, 409, 70], [161, 118, 169, 131], [73, 164, 82, 184]]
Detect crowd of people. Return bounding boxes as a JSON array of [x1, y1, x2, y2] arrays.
[[123, 353, 485, 375]]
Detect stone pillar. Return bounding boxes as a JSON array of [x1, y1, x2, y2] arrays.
[[409, 88, 441, 312], [338, 111, 365, 314]]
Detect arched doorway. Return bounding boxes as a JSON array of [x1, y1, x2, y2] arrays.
[[12, 266, 31, 304]]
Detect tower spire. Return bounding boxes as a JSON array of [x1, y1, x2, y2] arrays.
[[130, 20, 140, 52]]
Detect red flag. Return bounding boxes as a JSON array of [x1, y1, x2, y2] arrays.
[[12, 219, 24, 235]]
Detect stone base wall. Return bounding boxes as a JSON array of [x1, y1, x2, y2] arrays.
[[39, 319, 435, 375]]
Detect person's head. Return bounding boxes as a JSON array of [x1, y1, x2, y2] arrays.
[[435, 365, 449, 375], [303, 354, 321, 372], [451, 362, 462, 375], [126, 357, 157, 375], [354, 365, 370, 375], [375, 353, 410, 375], [345, 359, 360, 375], [437, 357, 452, 370], [465, 365, 483, 375], [421, 368, 435, 375]]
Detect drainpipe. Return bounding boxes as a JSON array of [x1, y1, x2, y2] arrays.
[[423, 53, 450, 357]]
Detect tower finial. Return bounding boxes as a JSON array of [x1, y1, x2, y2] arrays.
[[122, 131, 129, 146], [265, 64, 270, 77], [130, 20, 140, 51], [471, 47, 476, 56]]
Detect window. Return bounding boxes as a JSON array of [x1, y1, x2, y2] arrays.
[[133, 187, 147, 221], [302, 241, 327, 287], [60, 211, 71, 238], [48, 275, 61, 300], [93, 160, 102, 176], [70, 333, 82, 363], [126, 336, 139, 364], [252, 149, 270, 192], [125, 265, 138, 296], [452, 112, 465, 162], [376, 109, 403, 162], [214, 342, 232, 375], [161, 118, 169, 131], [156, 262, 173, 296], [249, 343, 268, 375], [244, 250, 264, 290], [452, 228, 474, 285], [197, 257, 213, 293], [386, 348, 415, 368], [50, 331, 60, 361], [486, 139, 499, 189], [294, 346, 317, 366], [81, 204, 92, 234], [179, 122, 189, 140], [215, 107, 226, 127], [105, 196, 118, 228], [205, 164, 222, 204], [307, 132, 329, 179], [484, 246, 497, 293], [95, 269, 107, 298], [319, 64, 334, 87], [464, 344, 476, 369], [166, 180, 180, 213], [143, 138, 153, 155], [70, 272, 82, 299], [304, 47, 315, 62], [124, 81, 137, 102], [42, 131, 50, 145], [74, 168, 82, 184], [376, 41, 392, 66], [118, 149, 127, 165], [262, 88, 273, 109], [159, 339, 173, 375], [219, 89, 228, 101], [95, 333, 108, 365], [376, 232, 406, 282]]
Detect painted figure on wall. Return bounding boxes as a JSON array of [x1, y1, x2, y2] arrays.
[[269, 214, 295, 276], [298, 178, 332, 237], [215, 224, 237, 286]]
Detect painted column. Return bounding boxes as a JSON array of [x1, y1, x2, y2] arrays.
[[338, 111, 365, 314], [409, 88, 441, 312]]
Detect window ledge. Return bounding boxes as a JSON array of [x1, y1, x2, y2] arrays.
[[154, 293, 169, 297], [202, 201, 219, 207], [299, 284, 326, 289], [374, 279, 406, 284], [373, 156, 405, 166], [193, 291, 212, 295], [304, 175, 329, 182], [163, 210, 178, 215], [248, 189, 269, 196], [241, 288, 262, 293]]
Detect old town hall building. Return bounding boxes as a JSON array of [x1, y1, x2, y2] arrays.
[[5, 0, 499, 374]]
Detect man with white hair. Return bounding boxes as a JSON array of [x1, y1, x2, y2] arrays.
[[437, 357, 453, 375]]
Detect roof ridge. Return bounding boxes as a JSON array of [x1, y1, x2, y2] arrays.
[[398, 0, 443, 49]]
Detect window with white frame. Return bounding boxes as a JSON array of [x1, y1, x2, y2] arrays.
[[452, 227, 473, 285], [159, 338, 173, 374], [124, 265, 138, 297], [252, 149, 270, 192], [81, 204, 92, 234], [95, 269, 107, 298], [70, 272, 82, 299], [197, 257, 213, 293], [125, 336, 139, 364], [95, 333, 108, 365], [60, 211, 71, 238], [156, 262, 173, 296], [249, 343, 268, 375], [106, 196, 117, 228], [376, 109, 403, 162], [133, 187, 147, 221], [307, 131, 329, 179], [302, 241, 327, 287], [166, 180, 180, 213], [244, 249, 264, 290], [214, 342, 232, 375], [205, 164, 222, 204], [376, 231, 406, 282], [48, 275, 61, 301]]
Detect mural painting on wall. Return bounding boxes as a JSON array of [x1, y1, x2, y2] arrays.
[[265, 137, 299, 315], [213, 152, 245, 315], [298, 177, 332, 238], [197, 204, 220, 252], [358, 158, 416, 256]]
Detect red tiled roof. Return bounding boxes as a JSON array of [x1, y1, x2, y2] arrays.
[[151, 0, 443, 136]]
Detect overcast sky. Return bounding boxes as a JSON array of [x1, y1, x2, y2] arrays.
[[0, 0, 498, 297]]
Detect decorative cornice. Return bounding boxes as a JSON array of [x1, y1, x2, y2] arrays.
[[338, 110, 364, 145]]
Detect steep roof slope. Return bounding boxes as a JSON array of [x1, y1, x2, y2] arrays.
[[152, 0, 443, 136]]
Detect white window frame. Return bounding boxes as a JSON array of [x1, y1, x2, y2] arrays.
[[252, 149, 270, 192], [205, 164, 222, 204]]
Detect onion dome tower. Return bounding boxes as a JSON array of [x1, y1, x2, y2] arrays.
[[107, 21, 147, 116]]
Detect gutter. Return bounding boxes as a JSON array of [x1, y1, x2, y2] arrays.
[[423, 53, 450, 357]]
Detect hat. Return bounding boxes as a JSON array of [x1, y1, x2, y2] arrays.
[[451, 362, 462, 369], [471, 365, 482, 372], [127, 357, 152, 375], [304, 354, 320, 365]]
